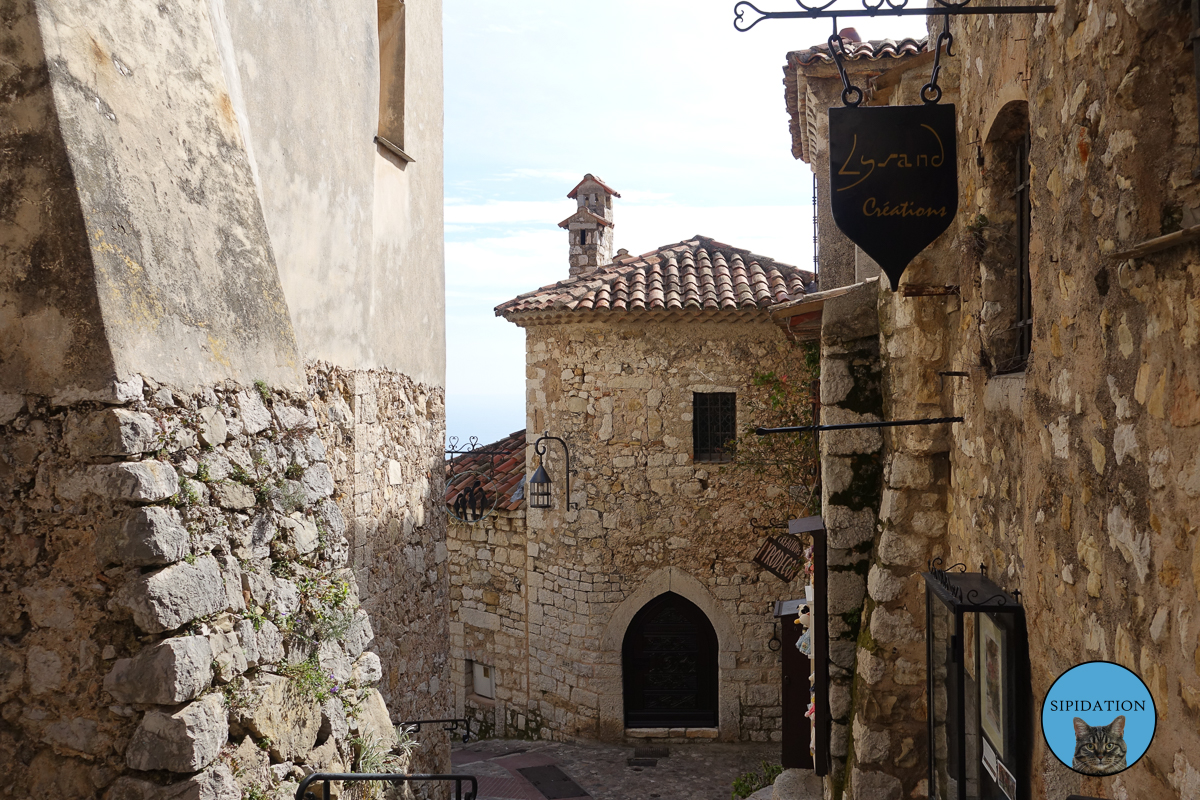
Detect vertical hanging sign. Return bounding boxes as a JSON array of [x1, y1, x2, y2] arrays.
[[829, 104, 959, 289]]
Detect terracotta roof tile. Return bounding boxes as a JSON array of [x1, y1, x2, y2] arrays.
[[787, 36, 927, 66], [496, 236, 814, 324], [445, 430, 527, 515]]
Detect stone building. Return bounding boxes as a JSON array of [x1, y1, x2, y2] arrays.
[[0, 1, 447, 798], [446, 176, 817, 745], [773, 7, 1200, 800]]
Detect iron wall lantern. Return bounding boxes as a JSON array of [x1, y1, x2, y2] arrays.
[[528, 432, 577, 510], [922, 563, 1030, 800]]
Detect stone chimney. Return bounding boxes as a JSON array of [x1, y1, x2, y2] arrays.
[[558, 174, 620, 277]]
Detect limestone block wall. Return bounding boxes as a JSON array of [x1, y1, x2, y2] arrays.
[[449, 318, 810, 744], [0, 378, 402, 799], [938, 3, 1200, 798], [805, 4, 1200, 799], [448, 511, 531, 740], [814, 286, 885, 797], [308, 364, 451, 775]]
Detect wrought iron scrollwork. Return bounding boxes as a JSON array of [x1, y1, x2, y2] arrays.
[[751, 517, 791, 531], [966, 589, 1009, 606], [734, 0, 1055, 31], [928, 559, 968, 600]]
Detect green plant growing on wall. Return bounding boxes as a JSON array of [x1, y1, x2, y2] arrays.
[[350, 726, 421, 799], [722, 343, 821, 521], [275, 479, 306, 513], [172, 477, 200, 508], [255, 379, 272, 404], [281, 654, 333, 702], [731, 761, 784, 799]]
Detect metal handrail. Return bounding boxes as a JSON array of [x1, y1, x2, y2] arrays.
[[295, 772, 478, 800], [397, 717, 473, 743]]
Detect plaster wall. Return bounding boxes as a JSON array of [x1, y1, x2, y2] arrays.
[[212, 0, 446, 387], [0, 0, 304, 399]]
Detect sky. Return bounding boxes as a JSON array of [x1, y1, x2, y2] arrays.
[[443, 1, 927, 447]]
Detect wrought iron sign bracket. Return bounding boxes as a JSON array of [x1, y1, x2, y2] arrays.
[[734, 0, 1056, 32]]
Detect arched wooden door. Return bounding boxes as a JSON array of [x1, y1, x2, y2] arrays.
[[622, 592, 718, 728]]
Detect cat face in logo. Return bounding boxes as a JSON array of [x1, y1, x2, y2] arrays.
[[1072, 715, 1127, 775]]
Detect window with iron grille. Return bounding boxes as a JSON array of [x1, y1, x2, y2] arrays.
[[693, 392, 736, 462]]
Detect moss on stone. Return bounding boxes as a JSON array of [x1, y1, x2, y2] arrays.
[[827, 453, 883, 511]]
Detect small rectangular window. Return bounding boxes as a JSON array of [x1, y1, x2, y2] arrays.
[[693, 392, 736, 463], [471, 661, 495, 699]]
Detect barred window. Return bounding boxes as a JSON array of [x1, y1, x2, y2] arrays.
[[693, 392, 736, 463]]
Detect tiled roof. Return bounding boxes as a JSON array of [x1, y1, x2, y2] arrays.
[[787, 37, 927, 66], [567, 174, 620, 199], [445, 430, 527, 515], [495, 237, 814, 325], [783, 37, 929, 163], [558, 208, 611, 229]]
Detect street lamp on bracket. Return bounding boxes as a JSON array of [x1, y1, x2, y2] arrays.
[[528, 431, 577, 510]]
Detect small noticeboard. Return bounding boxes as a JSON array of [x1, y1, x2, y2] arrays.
[[829, 104, 959, 289], [754, 533, 805, 582]]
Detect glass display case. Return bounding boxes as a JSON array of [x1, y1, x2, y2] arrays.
[[923, 563, 1030, 800]]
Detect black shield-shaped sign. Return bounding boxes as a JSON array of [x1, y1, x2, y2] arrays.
[[829, 104, 958, 289]]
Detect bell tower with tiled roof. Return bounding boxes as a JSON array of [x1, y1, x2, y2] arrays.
[[559, 174, 620, 277]]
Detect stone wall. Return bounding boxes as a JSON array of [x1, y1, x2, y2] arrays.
[[791, 5, 1200, 799], [447, 510, 529, 741], [939, 3, 1200, 797], [308, 363, 452, 775], [0, 377, 403, 799], [450, 318, 812, 744], [814, 284, 885, 798]]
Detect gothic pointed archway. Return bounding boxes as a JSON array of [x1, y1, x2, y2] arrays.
[[622, 591, 719, 728]]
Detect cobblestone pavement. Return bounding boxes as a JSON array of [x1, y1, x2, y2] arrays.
[[451, 738, 798, 800]]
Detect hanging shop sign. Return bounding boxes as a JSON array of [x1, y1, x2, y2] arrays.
[[754, 533, 806, 582], [734, 4, 1056, 288], [829, 103, 958, 289]]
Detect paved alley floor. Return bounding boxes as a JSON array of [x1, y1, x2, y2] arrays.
[[451, 738, 793, 800]]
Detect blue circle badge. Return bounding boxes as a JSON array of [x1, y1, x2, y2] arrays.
[[1042, 661, 1156, 776]]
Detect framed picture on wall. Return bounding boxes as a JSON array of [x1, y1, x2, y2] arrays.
[[979, 613, 1006, 759]]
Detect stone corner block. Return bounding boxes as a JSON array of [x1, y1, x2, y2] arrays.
[[849, 766, 901, 800], [104, 635, 213, 704], [68, 408, 160, 458], [357, 688, 397, 749], [342, 609, 374, 659], [245, 676, 322, 763], [89, 461, 179, 503], [126, 693, 227, 773], [99, 506, 189, 567], [116, 556, 227, 633]]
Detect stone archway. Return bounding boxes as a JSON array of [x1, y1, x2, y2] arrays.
[[598, 567, 741, 740]]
